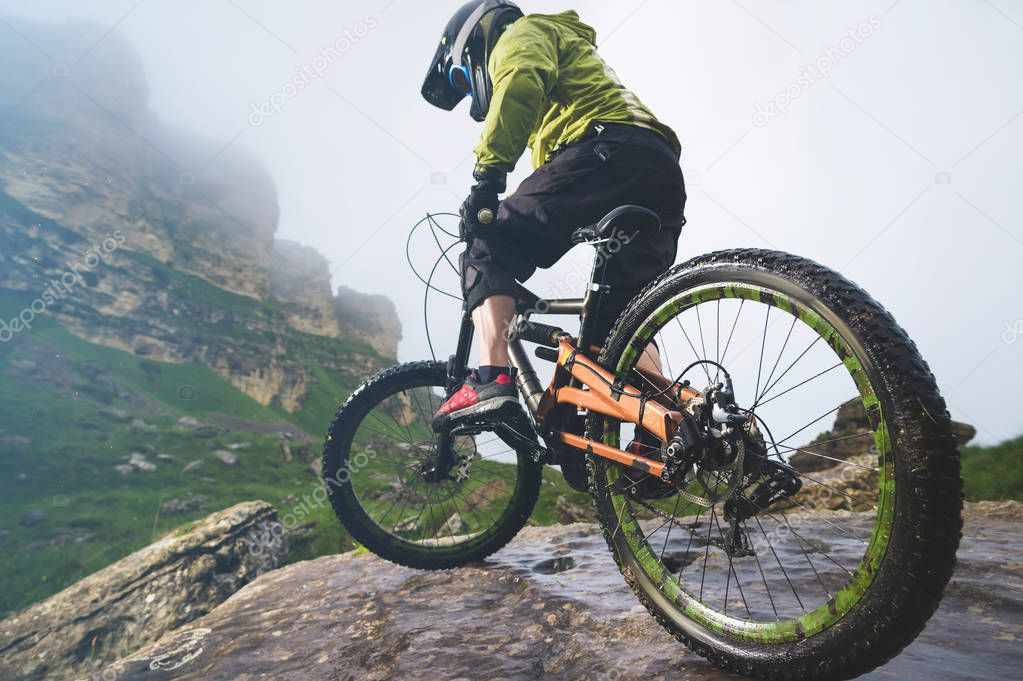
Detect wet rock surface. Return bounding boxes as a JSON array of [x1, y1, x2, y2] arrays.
[[0, 502, 286, 681], [92, 502, 1020, 681]]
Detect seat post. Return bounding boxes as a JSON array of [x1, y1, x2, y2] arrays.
[[577, 248, 611, 355], [571, 205, 659, 353]]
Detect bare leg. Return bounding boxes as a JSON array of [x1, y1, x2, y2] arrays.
[[636, 343, 663, 376], [472, 294, 515, 367]]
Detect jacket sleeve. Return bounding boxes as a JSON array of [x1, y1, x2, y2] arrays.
[[473, 19, 559, 174]]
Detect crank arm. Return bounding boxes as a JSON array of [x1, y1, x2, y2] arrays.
[[494, 416, 548, 464]]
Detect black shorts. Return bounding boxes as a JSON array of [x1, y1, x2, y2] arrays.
[[461, 123, 687, 344]]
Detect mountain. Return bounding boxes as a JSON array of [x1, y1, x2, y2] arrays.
[[0, 18, 399, 615]]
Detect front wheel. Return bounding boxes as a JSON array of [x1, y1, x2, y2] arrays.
[[322, 361, 542, 569], [588, 249, 962, 680]]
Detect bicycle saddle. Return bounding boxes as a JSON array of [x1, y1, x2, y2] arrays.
[[570, 205, 661, 245]]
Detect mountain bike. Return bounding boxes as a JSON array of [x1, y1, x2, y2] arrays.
[[322, 205, 962, 680]]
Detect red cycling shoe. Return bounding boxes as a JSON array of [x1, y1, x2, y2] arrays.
[[431, 371, 519, 432]]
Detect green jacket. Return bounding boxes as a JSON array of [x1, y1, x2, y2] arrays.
[[474, 10, 681, 173]]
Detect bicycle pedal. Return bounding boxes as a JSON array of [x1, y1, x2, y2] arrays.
[[450, 423, 490, 436]]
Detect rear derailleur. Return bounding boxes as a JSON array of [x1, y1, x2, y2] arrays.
[[723, 458, 803, 524]]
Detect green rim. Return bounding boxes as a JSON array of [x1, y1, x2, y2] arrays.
[[602, 282, 894, 644]]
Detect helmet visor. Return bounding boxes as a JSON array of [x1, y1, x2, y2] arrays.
[[422, 41, 466, 111]]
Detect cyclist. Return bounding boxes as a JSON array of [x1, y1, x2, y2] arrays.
[[423, 1, 686, 430]]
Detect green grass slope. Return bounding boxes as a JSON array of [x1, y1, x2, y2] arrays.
[[961, 435, 1023, 502], [0, 288, 358, 615]]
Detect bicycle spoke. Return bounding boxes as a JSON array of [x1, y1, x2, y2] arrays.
[[406, 389, 434, 437], [678, 506, 705, 579], [757, 316, 797, 406], [714, 299, 721, 382], [795, 470, 875, 509], [785, 497, 868, 544], [754, 362, 844, 408], [765, 511, 854, 577], [753, 336, 822, 411], [790, 431, 874, 450], [772, 441, 877, 471], [775, 404, 843, 448], [659, 331, 675, 381], [695, 303, 710, 376], [753, 515, 804, 611], [699, 506, 716, 602], [659, 495, 683, 562], [749, 524, 780, 620], [718, 298, 745, 368], [676, 317, 712, 384], [752, 306, 771, 411]]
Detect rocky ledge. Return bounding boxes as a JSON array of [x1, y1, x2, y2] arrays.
[[83, 502, 1019, 681], [0, 502, 286, 681]]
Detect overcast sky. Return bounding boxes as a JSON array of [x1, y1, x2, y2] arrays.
[[2, 0, 1021, 445]]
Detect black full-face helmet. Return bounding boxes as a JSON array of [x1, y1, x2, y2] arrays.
[[421, 1, 524, 122]]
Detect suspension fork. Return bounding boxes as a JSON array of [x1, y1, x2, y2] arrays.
[[428, 309, 475, 483], [446, 308, 475, 391]]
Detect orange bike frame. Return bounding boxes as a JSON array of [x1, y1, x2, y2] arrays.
[[542, 339, 691, 479]]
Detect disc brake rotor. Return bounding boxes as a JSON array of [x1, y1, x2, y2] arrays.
[[677, 437, 745, 508]]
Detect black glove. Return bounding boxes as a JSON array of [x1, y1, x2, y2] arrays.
[[459, 165, 507, 240]]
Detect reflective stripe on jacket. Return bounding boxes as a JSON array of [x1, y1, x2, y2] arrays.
[[474, 10, 681, 173]]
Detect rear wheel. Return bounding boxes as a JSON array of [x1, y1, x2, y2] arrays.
[[323, 361, 542, 569], [587, 249, 961, 680]]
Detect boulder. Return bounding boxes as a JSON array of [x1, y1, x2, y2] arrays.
[[213, 450, 237, 466], [159, 497, 207, 516], [195, 426, 224, 439], [436, 512, 468, 537], [554, 495, 593, 524], [182, 460, 203, 474], [0, 501, 286, 681], [393, 516, 421, 534], [951, 421, 977, 446], [778, 453, 879, 512], [18, 509, 46, 527], [98, 408, 131, 422], [127, 453, 156, 472]]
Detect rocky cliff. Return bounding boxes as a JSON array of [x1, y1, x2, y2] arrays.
[[0, 17, 400, 410]]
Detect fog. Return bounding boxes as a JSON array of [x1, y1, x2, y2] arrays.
[[1, 0, 1020, 444]]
